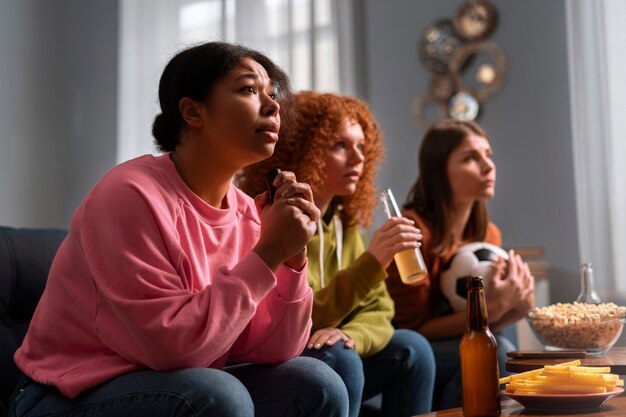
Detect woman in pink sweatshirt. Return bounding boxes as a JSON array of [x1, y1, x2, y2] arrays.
[[9, 42, 348, 417]]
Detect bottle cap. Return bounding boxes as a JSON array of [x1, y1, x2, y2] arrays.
[[466, 276, 484, 289]]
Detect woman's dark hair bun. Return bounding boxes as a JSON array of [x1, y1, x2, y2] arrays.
[[150, 42, 292, 154], [152, 113, 178, 152]]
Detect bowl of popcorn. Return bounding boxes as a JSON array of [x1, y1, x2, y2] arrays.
[[526, 302, 626, 355]]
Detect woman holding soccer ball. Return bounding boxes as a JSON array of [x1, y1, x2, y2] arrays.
[[386, 120, 535, 410]]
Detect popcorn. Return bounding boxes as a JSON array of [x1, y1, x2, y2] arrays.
[[527, 302, 626, 351]]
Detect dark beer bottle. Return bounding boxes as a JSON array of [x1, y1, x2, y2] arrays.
[[460, 276, 501, 416]]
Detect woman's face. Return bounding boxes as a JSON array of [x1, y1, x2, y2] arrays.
[[446, 133, 496, 205], [319, 118, 366, 200], [194, 57, 281, 168]]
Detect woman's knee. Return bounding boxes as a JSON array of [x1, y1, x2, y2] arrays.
[[303, 342, 362, 371], [281, 357, 350, 415], [164, 368, 254, 416], [303, 343, 364, 386], [392, 329, 436, 370]]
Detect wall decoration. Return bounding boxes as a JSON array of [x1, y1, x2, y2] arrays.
[[413, 0, 507, 129]]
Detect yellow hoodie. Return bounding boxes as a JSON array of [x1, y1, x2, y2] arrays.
[[307, 213, 395, 358]]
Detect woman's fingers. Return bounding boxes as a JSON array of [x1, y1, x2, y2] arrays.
[[506, 250, 520, 279], [255, 170, 321, 269], [253, 191, 270, 213], [377, 221, 422, 244], [274, 170, 296, 185], [368, 220, 424, 268], [387, 229, 423, 246], [307, 328, 352, 349], [273, 171, 315, 203], [285, 197, 321, 223], [379, 217, 417, 232], [490, 257, 507, 280]]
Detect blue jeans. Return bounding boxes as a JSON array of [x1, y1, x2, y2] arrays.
[[302, 329, 435, 417], [429, 333, 515, 410], [8, 357, 349, 417]]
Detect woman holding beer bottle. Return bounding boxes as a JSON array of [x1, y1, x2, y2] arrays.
[[386, 120, 535, 410], [238, 91, 436, 417]]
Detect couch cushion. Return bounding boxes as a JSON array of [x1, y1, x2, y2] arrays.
[[0, 226, 66, 410]]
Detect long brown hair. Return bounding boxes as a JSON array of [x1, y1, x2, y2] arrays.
[[405, 120, 490, 255], [237, 91, 384, 228]]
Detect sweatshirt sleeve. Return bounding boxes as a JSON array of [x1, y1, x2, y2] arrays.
[[79, 181, 305, 370], [312, 250, 394, 357], [340, 280, 395, 358], [311, 251, 386, 329], [229, 263, 313, 364]]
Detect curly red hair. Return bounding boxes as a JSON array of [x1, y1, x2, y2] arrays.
[[237, 91, 384, 228]]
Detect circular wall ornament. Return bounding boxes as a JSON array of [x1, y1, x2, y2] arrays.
[[476, 63, 496, 85], [448, 40, 507, 102], [418, 19, 463, 74], [428, 74, 456, 103], [414, 1, 505, 127], [412, 95, 448, 129], [453, 0, 498, 41], [448, 91, 480, 121]]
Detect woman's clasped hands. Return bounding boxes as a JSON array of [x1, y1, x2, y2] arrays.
[[253, 170, 320, 271], [486, 250, 535, 325]]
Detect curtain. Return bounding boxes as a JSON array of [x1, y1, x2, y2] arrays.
[[566, 0, 626, 296], [116, 0, 355, 163]]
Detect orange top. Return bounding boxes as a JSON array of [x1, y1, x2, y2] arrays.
[[386, 209, 501, 332]]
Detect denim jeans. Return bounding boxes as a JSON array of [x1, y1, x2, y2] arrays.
[[8, 357, 349, 417], [429, 333, 515, 410], [302, 329, 435, 417]]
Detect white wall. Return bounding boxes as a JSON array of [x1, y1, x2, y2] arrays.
[[0, 0, 118, 228]]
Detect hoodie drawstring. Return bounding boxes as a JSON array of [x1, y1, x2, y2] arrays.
[[317, 215, 343, 289]]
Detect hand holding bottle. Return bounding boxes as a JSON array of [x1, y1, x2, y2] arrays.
[[378, 188, 428, 284], [367, 217, 422, 269]]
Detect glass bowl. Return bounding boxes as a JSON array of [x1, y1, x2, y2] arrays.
[[526, 302, 626, 355]]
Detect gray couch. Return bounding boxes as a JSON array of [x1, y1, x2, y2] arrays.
[[0, 226, 67, 416]]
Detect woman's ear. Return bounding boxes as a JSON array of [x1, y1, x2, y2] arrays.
[[179, 97, 204, 128]]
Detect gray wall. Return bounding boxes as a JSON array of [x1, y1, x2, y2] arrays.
[[363, 0, 580, 303], [0, 0, 581, 303], [0, 0, 118, 228]]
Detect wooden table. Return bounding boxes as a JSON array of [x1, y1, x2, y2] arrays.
[[413, 395, 626, 416], [505, 347, 626, 374]]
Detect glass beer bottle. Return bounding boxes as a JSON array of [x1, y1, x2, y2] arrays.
[[460, 276, 501, 417], [576, 262, 602, 304], [378, 188, 427, 284]]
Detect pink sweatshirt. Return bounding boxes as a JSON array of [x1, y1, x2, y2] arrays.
[[14, 154, 313, 398]]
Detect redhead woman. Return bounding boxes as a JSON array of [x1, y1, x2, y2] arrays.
[[239, 91, 435, 417], [386, 120, 534, 410], [9, 43, 348, 417]]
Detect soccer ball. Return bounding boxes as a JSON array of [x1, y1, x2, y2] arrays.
[[440, 242, 509, 312]]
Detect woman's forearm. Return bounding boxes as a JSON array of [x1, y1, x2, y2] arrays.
[[419, 311, 466, 339]]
